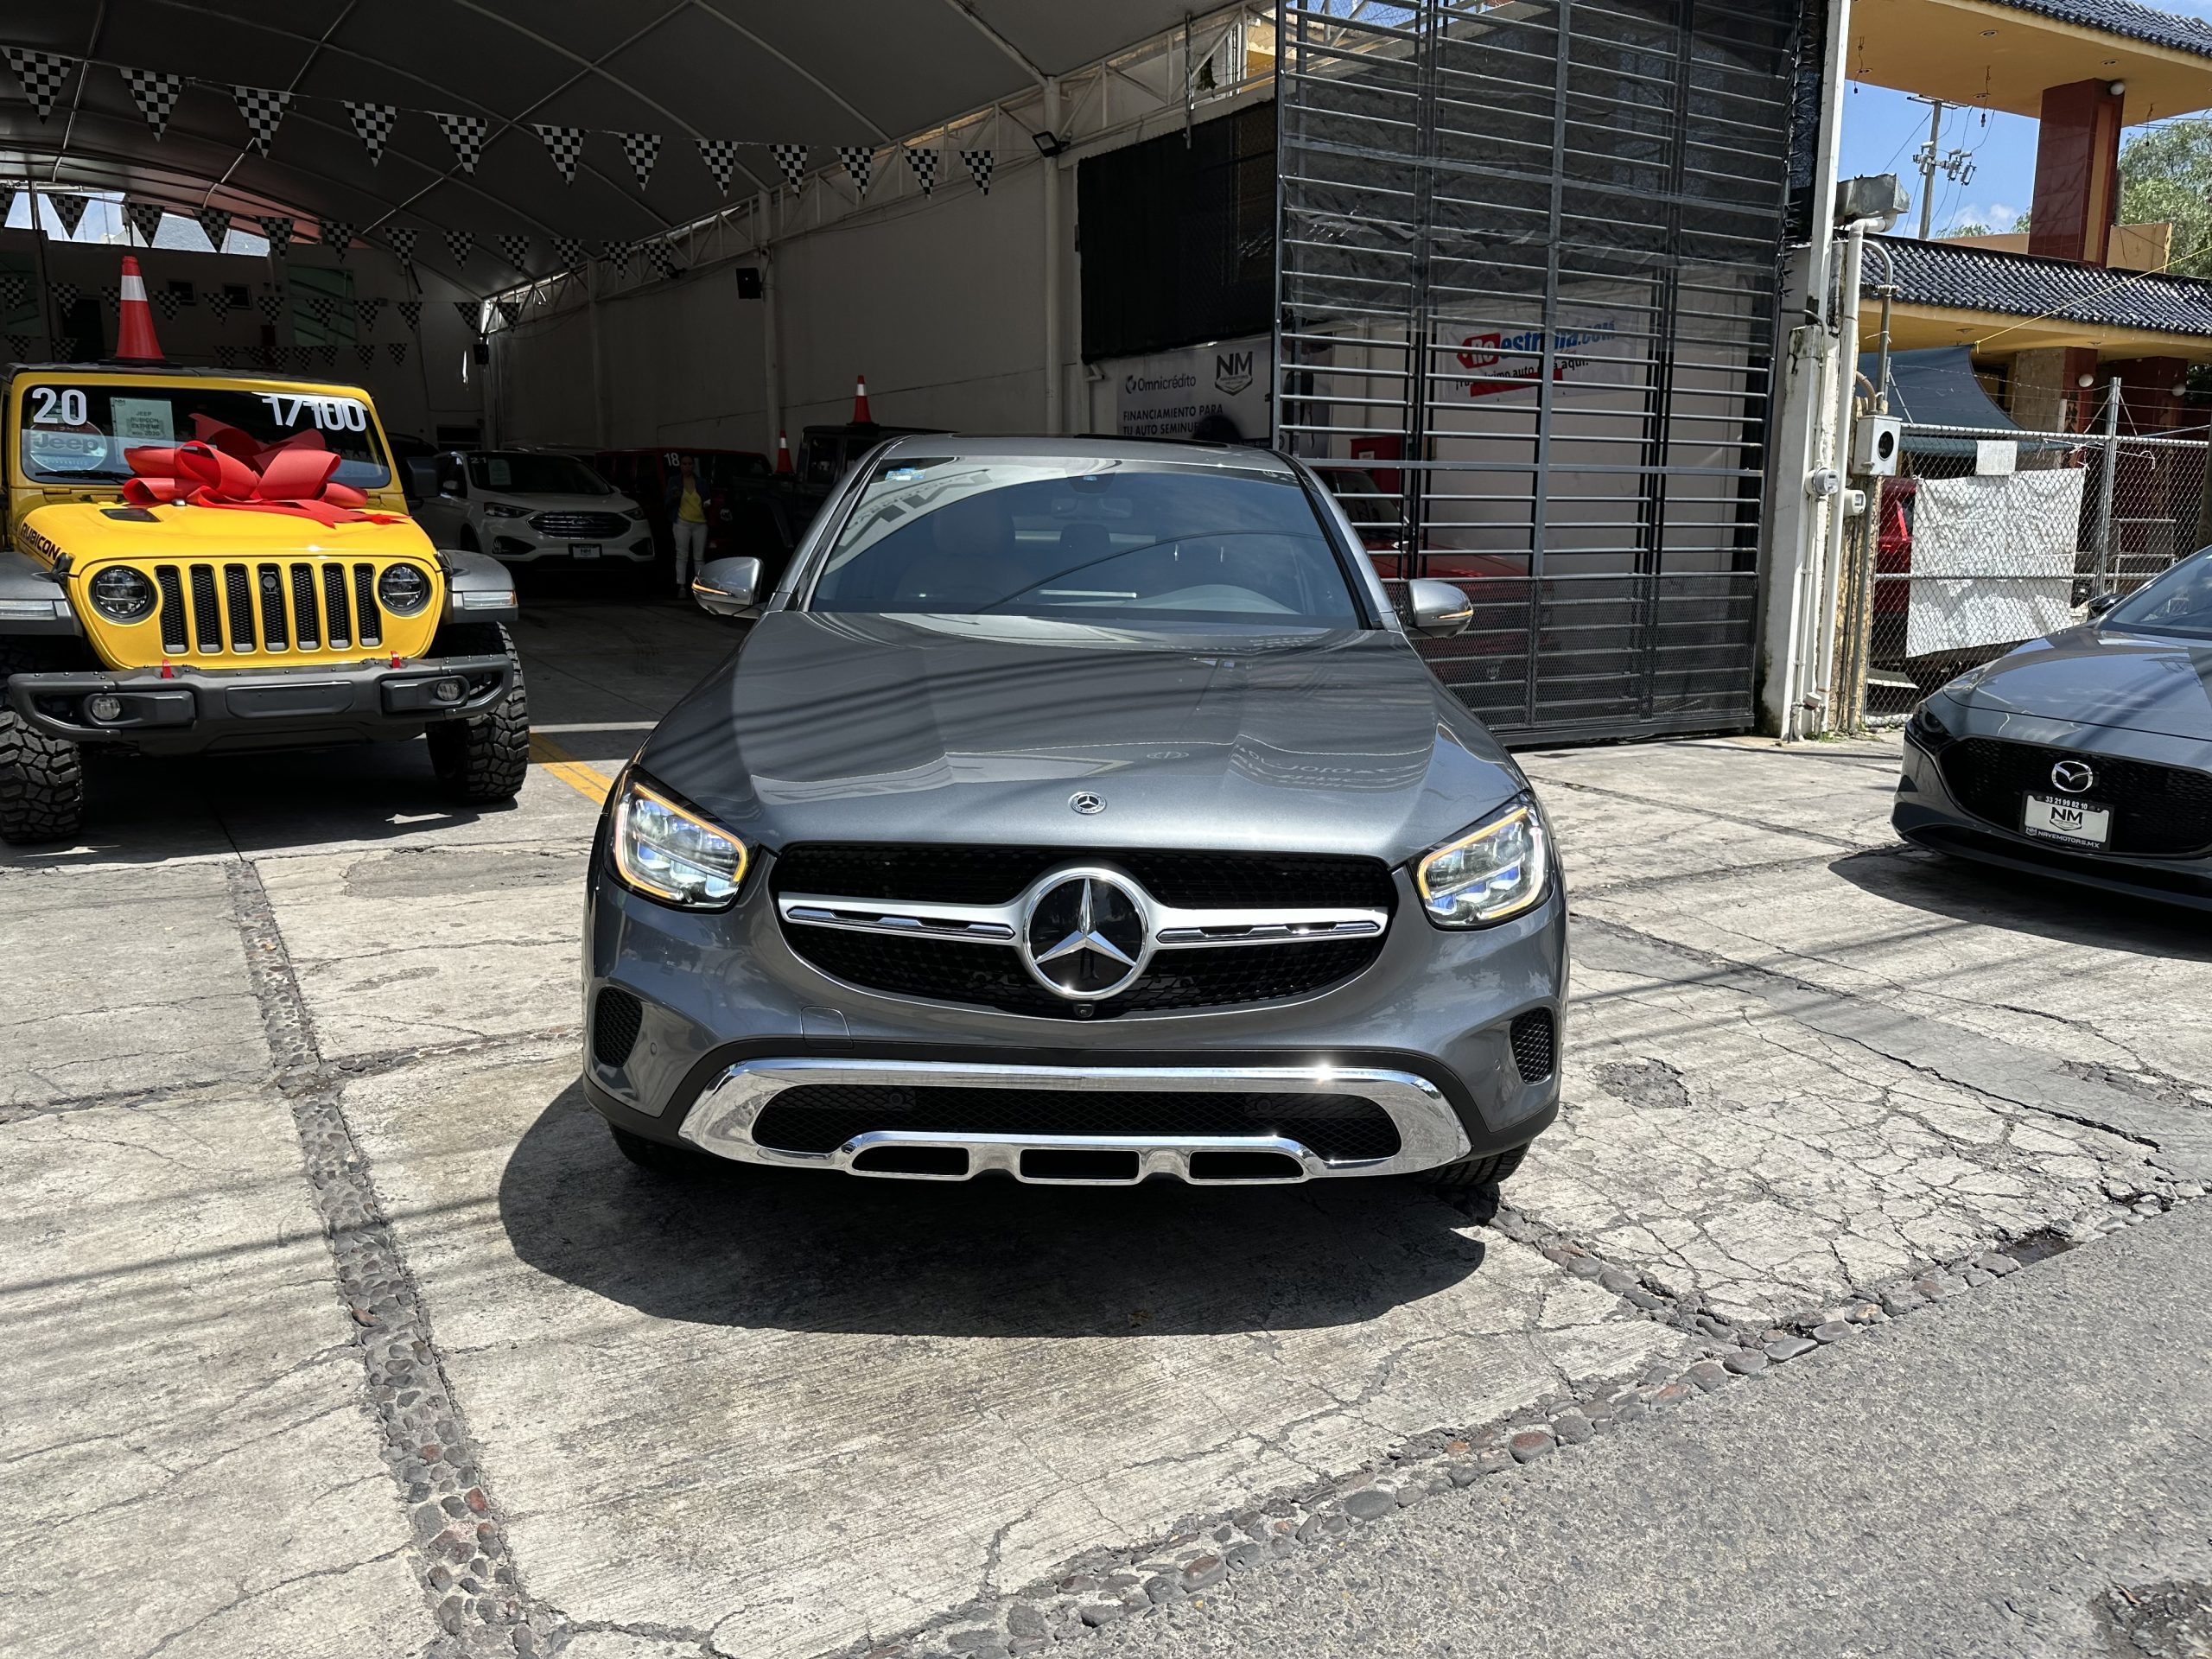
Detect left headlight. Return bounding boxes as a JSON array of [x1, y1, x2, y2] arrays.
[[624, 506, 648, 522], [1414, 798, 1549, 927], [87, 566, 156, 622], [377, 563, 434, 615], [610, 775, 747, 908]]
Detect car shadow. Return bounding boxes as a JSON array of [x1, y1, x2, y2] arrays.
[[1832, 842, 2212, 962], [496, 1079, 1497, 1338]]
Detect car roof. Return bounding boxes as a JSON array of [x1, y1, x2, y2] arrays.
[[873, 434, 1297, 473]]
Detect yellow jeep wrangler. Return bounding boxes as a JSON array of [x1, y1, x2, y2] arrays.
[[0, 361, 529, 842]]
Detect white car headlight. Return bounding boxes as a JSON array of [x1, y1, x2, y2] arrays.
[[611, 776, 747, 908], [482, 501, 531, 519], [1414, 799, 1549, 927]]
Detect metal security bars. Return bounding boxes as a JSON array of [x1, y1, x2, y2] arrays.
[[1274, 0, 1807, 741], [1837, 422, 2212, 725]]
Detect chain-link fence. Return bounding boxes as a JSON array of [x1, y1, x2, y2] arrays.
[[1836, 420, 2212, 724]]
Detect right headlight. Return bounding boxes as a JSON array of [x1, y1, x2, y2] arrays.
[[377, 563, 433, 615], [482, 501, 531, 519], [87, 566, 156, 622], [1414, 798, 1549, 927], [609, 774, 747, 908]]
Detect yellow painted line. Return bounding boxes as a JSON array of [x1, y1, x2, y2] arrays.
[[529, 732, 617, 804]]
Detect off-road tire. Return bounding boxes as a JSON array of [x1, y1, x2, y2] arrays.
[[425, 622, 529, 804], [0, 645, 86, 844], [608, 1123, 713, 1178], [1419, 1143, 1529, 1191]]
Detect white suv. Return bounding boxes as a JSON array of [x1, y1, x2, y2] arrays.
[[417, 450, 652, 567]]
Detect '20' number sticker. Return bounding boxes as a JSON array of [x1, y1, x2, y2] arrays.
[[259, 392, 368, 432], [28, 387, 89, 426]]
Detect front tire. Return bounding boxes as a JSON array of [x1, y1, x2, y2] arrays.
[[0, 644, 86, 844], [1419, 1143, 1529, 1191], [425, 622, 529, 805]]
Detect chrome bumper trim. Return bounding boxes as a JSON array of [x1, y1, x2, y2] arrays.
[[678, 1058, 1471, 1183]]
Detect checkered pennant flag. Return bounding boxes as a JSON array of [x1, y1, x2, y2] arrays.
[[232, 86, 290, 156], [194, 206, 231, 251], [386, 340, 408, 366], [643, 238, 677, 281], [445, 230, 473, 268], [48, 194, 89, 238], [123, 200, 165, 246], [497, 233, 531, 273], [316, 344, 336, 368], [453, 298, 481, 333], [384, 226, 416, 267], [207, 289, 234, 323], [620, 131, 662, 189], [836, 145, 874, 195], [354, 344, 375, 366], [216, 344, 240, 369], [100, 284, 118, 315], [494, 299, 522, 327], [155, 286, 186, 321], [602, 240, 631, 276], [49, 281, 80, 319], [256, 215, 293, 257], [397, 299, 422, 332], [8, 50, 75, 120], [346, 101, 398, 165], [0, 274, 22, 309], [696, 137, 740, 194], [432, 111, 489, 174], [10, 333, 34, 360], [317, 219, 355, 259], [257, 292, 285, 326], [771, 143, 808, 191], [120, 67, 183, 138], [551, 235, 588, 272], [533, 124, 583, 184], [958, 149, 994, 195], [904, 147, 938, 196], [356, 297, 384, 334], [308, 294, 336, 329], [0, 188, 14, 233]]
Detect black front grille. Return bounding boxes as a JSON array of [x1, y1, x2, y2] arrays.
[[141, 559, 396, 658], [1510, 1009, 1555, 1083], [790, 929, 1380, 1018], [752, 1084, 1403, 1164], [773, 843, 1395, 909], [531, 511, 629, 539], [1939, 738, 2212, 856], [592, 987, 643, 1067]]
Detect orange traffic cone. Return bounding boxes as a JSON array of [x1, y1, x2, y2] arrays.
[[114, 254, 163, 361], [775, 429, 792, 474], [852, 373, 872, 424]]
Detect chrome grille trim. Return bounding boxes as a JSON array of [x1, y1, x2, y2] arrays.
[[776, 892, 1388, 950]]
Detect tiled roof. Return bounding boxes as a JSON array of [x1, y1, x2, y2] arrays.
[[1983, 0, 2212, 58], [1875, 234, 2212, 338]]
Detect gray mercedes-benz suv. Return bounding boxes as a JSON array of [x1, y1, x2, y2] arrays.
[[582, 437, 1566, 1189]]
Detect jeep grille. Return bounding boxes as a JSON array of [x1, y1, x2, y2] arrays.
[[153, 560, 387, 658]]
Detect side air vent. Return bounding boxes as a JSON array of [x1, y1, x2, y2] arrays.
[[1510, 1009, 1556, 1084], [592, 987, 644, 1068]]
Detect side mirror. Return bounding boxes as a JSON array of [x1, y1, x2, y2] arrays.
[[1407, 577, 1473, 639], [2085, 589, 2121, 618], [693, 556, 762, 618]]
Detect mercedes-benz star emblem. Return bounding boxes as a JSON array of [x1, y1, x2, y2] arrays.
[[1021, 873, 1148, 1000], [1069, 791, 1105, 816], [2050, 759, 2097, 795]]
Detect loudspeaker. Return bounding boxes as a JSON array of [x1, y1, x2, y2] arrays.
[[735, 268, 764, 300]]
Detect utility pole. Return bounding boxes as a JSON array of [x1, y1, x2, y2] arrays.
[[1909, 95, 1976, 238]]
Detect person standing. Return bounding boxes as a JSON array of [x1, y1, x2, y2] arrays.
[[667, 454, 709, 597]]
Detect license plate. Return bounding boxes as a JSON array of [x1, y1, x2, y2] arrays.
[[2022, 792, 2112, 848], [569, 543, 601, 560]]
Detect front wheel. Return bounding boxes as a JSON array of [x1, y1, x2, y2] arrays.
[[425, 622, 529, 804], [0, 703, 84, 844], [1419, 1143, 1529, 1191]]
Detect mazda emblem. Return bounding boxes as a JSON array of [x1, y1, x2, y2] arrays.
[[1020, 871, 1149, 1001], [2050, 759, 2096, 795], [1069, 791, 1105, 816]]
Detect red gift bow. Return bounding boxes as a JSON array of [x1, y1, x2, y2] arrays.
[[122, 416, 402, 526]]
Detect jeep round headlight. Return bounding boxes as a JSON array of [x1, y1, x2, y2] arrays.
[[610, 775, 747, 908], [1415, 799, 1549, 927], [87, 566, 156, 622], [377, 563, 433, 615]]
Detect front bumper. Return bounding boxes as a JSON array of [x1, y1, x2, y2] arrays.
[[485, 524, 655, 564], [582, 849, 1567, 1183], [6, 651, 513, 753], [1893, 706, 2212, 911]]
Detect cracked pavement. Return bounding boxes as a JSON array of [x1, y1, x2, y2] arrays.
[[3, 619, 2207, 1659]]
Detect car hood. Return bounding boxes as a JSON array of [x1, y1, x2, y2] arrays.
[[478, 491, 636, 513], [636, 612, 1525, 864], [1955, 626, 2212, 741]]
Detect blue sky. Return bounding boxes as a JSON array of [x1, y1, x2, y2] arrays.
[[1841, 0, 2212, 234]]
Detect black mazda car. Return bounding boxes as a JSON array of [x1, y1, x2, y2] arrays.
[[1895, 545, 2212, 908]]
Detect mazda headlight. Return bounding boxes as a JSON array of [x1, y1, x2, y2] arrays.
[[611, 776, 747, 908], [377, 563, 433, 616], [1414, 799, 1549, 927], [482, 502, 530, 519], [87, 566, 156, 622]]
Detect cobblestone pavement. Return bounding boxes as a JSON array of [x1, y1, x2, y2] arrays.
[[3, 609, 2204, 1659]]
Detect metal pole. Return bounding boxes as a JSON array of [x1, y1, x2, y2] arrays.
[[586, 262, 608, 447], [758, 193, 783, 456], [1041, 75, 1063, 435], [1809, 218, 1869, 734], [26, 179, 55, 359], [2093, 376, 2120, 590], [1916, 98, 1943, 238]]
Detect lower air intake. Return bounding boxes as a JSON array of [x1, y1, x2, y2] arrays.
[[592, 987, 643, 1067], [1510, 1009, 1556, 1083]]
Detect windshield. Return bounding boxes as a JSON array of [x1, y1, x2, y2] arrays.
[[2102, 554, 2212, 639], [467, 454, 611, 496], [808, 457, 1363, 626], [16, 379, 392, 489]]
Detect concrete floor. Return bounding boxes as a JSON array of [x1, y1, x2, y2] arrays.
[[3, 599, 2205, 1659]]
